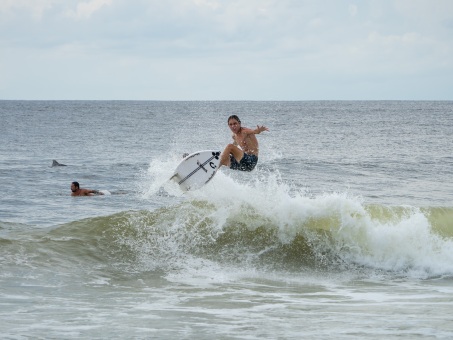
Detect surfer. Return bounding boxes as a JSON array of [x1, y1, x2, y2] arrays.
[[70, 181, 104, 196], [219, 115, 269, 171]]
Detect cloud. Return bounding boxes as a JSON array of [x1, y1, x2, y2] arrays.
[[65, 0, 112, 20], [348, 4, 358, 17], [394, 0, 453, 22], [0, 0, 57, 20], [0, 0, 452, 99], [0, 0, 113, 21]]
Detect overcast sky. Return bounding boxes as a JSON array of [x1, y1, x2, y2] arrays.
[[1, 0, 452, 100]]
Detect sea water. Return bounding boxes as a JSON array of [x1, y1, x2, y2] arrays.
[[0, 101, 452, 339]]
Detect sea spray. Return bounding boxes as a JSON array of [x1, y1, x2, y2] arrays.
[[134, 161, 453, 278]]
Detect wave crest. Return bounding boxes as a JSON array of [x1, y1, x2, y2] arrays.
[[4, 195, 452, 279]]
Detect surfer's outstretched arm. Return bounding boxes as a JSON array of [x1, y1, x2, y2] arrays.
[[241, 125, 269, 135]]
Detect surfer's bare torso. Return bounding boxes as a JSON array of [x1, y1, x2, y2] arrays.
[[231, 126, 260, 156]]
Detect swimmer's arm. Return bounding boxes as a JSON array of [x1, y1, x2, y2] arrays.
[[90, 189, 104, 195]]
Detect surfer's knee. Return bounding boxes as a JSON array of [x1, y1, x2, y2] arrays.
[[224, 143, 235, 152]]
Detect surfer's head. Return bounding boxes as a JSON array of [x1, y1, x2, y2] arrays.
[[228, 115, 240, 124], [228, 115, 241, 133], [71, 181, 80, 192]]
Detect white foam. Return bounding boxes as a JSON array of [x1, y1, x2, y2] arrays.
[[141, 155, 184, 198], [141, 154, 453, 278], [332, 207, 453, 277]]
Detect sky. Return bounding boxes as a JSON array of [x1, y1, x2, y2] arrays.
[[1, 0, 452, 100]]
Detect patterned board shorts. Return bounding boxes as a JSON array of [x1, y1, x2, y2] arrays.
[[229, 153, 258, 172]]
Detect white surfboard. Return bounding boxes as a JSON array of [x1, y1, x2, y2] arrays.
[[170, 150, 221, 191]]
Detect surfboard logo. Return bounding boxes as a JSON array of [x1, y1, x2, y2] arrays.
[[209, 152, 220, 169], [197, 160, 208, 173]]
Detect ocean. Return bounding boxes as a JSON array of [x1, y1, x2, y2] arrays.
[[1, 100, 452, 339]]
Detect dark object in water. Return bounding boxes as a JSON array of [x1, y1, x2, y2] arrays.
[[52, 160, 66, 167]]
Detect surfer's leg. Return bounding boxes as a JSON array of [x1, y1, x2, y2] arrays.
[[220, 144, 244, 167]]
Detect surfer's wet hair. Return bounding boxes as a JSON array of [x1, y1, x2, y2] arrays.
[[72, 181, 80, 189], [228, 115, 241, 123]]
